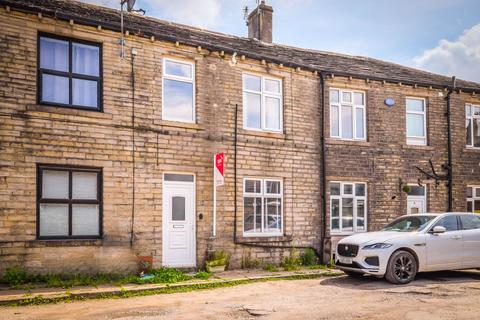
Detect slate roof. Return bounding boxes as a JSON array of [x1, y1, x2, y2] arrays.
[[2, 0, 479, 91]]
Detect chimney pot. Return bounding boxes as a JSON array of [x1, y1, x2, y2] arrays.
[[247, 1, 273, 43]]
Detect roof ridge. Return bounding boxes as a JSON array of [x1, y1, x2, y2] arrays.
[[3, 0, 479, 90]]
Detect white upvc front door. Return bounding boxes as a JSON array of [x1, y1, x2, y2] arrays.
[[162, 177, 196, 267], [407, 197, 426, 214]]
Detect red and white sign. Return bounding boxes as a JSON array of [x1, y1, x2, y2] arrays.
[[214, 153, 225, 187]]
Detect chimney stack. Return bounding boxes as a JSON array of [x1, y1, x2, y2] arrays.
[[247, 1, 273, 43]]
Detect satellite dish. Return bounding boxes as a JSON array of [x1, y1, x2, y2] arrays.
[[126, 0, 136, 12]]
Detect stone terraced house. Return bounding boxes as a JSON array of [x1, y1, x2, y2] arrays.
[[1, 0, 480, 275]]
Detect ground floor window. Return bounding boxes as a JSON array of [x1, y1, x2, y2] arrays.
[[37, 165, 102, 239], [243, 178, 283, 236], [330, 182, 366, 233], [467, 186, 480, 214]]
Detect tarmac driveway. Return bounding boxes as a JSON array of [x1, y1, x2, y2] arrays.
[[1, 270, 479, 320]]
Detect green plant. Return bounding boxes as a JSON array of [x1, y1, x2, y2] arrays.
[[281, 248, 301, 271], [147, 268, 191, 284], [300, 248, 318, 266], [207, 250, 230, 265], [241, 251, 261, 269], [402, 185, 412, 193], [194, 271, 212, 280], [3, 266, 28, 287], [263, 263, 279, 272]]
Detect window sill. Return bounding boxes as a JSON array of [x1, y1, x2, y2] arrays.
[[402, 144, 435, 151], [238, 234, 292, 243], [26, 239, 103, 247], [155, 119, 201, 130], [464, 147, 480, 153], [330, 231, 366, 237], [326, 138, 370, 147], [26, 104, 111, 119], [241, 129, 285, 140]]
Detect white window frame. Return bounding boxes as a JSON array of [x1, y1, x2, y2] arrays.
[[162, 58, 195, 123], [406, 97, 427, 146], [243, 178, 283, 237], [329, 89, 366, 141], [242, 73, 283, 132], [467, 185, 480, 213], [466, 104, 480, 148], [330, 181, 367, 235]]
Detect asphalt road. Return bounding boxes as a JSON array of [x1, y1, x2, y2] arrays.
[[1, 270, 480, 320]]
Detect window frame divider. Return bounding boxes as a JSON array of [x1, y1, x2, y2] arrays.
[[36, 164, 103, 240], [37, 32, 103, 112]]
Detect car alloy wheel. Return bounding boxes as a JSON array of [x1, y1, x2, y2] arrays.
[[385, 250, 417, 284], [393, 255, 414, 281]]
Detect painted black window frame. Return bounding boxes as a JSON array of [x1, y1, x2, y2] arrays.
[[36, 164, 103, 240], [37, 32, 103, 111]]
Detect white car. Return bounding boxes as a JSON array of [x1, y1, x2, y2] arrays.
[[335, 212, 480, 284]]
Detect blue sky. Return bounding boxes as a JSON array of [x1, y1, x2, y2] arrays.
[[83, 0, 480, 82]]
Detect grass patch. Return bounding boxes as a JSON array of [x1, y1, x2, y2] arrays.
[[1, 267, 199, 289], [194, 271, 212, 280], [263, 263, 279, 272], [7, 271, 343, 307]]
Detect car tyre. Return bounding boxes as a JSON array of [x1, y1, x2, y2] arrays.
[[385, 250, 417, 285], [343, 270, 364, 278]]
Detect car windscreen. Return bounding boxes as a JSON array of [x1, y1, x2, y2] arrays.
[[381, 215, 436, 232]]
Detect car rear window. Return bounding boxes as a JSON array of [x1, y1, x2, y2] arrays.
[[460, 215, 480, 230]]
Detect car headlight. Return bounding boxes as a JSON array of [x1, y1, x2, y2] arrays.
[[362, 243, 392, 250]]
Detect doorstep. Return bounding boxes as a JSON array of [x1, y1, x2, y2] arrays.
[[0, 268, 342, 306]]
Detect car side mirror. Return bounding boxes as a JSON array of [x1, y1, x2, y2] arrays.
[[432, 226, 446, 234]]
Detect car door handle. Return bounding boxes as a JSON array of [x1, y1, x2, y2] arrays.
[[451, 235, 462, 240]]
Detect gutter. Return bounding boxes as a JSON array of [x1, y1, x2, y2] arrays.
[[1, 1, 479, 94]]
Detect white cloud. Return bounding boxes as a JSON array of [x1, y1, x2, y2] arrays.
[[79, 0, 223, 29], [143, 0, 222, 29], [414, 23, 480, 83]]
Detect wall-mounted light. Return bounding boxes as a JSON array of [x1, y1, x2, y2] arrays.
[[384, 98, 395, 107]]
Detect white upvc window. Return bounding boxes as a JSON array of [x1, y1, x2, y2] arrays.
[[406, 97, 427, 145], [467, 186, 480, 214], [243, 74, 283, 132], [162, 58, 195, 123], [243, 178, 283, 236], [466, 104, 480, 148], [330, 89, 366, 140], [330, 182, 367, 234]]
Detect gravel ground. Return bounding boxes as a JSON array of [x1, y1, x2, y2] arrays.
[[1, 270, 479, 320]]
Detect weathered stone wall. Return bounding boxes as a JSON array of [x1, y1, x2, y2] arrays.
[[0, 6, 479, 275], [325, 78, 480, 254], [0, 8, 321, 274]]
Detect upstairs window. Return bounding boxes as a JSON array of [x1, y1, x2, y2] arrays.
[[243, 178, 283, 236], [162, 58, 195, 123], [243, 74, 283, 132], [466, 104, 480, 148], [37, 165, 102, 239], [406, 97, 427, 145], [38, 34, 102, 110], [330, 182, 367, 233], [330, 89, 365, 140]]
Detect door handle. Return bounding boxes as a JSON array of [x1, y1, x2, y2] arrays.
[[451, 235, 461, 240]]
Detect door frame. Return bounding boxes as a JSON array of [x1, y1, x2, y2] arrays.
[[162, 172, 196, 268], [407, 184, 427, 214]]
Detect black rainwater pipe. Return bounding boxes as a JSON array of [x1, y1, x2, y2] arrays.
[[319, 72, 327, 263], [129, 50, 137, 247], [446, 76, 456, 212]]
